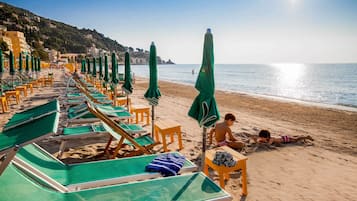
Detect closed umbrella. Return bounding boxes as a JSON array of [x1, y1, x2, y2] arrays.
[[25, 55, 29, 73], [188, 29, 220, 170], [144, 42, 161, 138], [0, 49, 3, 76], [103, 54, 109, 88], [0, 49, 3, 92], [9, 51, 15, 87], [92, 57, 96, 78], [18, 52, 23, 73], [31, 56, 34, 72], [87, 58, 91, 75], [111, 53, 118, 103], [81, 59, 86, 74], [37, 58, 41, 72], [122, 52, 133, 108], [98, 57, 103, 80]]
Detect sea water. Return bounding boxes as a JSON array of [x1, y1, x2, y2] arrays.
[[129, 63, 357, 108]]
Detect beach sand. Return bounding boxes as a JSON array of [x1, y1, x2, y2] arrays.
[[1, 70, 357, 201]]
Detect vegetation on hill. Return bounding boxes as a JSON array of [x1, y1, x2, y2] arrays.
[[0, 2, 125, 58]]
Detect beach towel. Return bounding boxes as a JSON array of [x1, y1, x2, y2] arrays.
[[212, 151, 237, 167], [145, 153, 186, 176]]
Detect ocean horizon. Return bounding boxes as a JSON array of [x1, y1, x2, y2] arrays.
[[128, 63, 357, 109]]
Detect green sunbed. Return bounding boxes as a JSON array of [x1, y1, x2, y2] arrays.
[[67, 104, 131, 125], [0, 164, 231, 200], [3, 99, 59, 131], [14, 143, 197, 191]]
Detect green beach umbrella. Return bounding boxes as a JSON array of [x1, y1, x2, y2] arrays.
[[37, 58, 41, 72], [104, 54, 109, 85], [98, 57, 103, 80], [31, 56, 34, 72], [122, 52, 133, 94], [111, 53, 118, 84], [0, 49, 3, 75], [111, 53, 118, 103], [92, 57, 97, 78], [188, 29, 220, 169], [25, 55, 29, 73], [18, 53, 23, 73], [87, 58, 91, 74], [0, 49, 3, 93], [144, 42, 161, 137], [122, 52, 133, 108], [9, 51, 15, 76], [81, 59, 86, 73]]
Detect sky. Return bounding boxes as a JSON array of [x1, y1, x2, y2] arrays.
[[3, 0, 357, 64]]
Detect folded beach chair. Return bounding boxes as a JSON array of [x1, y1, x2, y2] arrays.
[[0, 164, 231, 200], [86, 101, 158, 158], [54, 122, 147, 157]]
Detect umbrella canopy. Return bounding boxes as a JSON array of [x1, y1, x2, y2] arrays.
[[104, 55, 109, 83], [18, 53, 23, 73], [144, 42, 161, 106], [188, 29, 219, 127], [86, 58, 91, 74], [37, 58, 41, 72], [98, 57, 103, 79], [0, 49, 3, 74], [9, 51, 15, 76], [122, 52, 133, 94], [31, 56, 35, 72], [111, 53, 118, 84], [25, 55, 29, 72], [92, 57, 96, 77], [188, 29, 220, 170]]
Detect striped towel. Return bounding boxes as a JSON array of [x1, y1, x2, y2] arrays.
[[145, 153, 186, 176]]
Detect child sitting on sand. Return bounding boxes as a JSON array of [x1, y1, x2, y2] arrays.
[[208, 113, 245, 150], [255, 129, 313, 145]]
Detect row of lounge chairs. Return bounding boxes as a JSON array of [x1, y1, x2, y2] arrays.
[[0, 73, 233, 200]]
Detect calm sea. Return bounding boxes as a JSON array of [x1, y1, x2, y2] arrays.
[[128, 63, 357, 108]]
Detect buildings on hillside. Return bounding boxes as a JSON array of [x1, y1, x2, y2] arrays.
[[0, 25, 31, 56]]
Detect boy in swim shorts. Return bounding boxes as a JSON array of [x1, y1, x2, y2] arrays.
[[208, 113, 245, 150]]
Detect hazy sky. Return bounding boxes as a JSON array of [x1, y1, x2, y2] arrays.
[[3, 0, 357, 64]]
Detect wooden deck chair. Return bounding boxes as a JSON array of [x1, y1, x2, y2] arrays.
[[86, 101, 158, 158], [66, 101, 132, 126], [54, 122, 147, 158]]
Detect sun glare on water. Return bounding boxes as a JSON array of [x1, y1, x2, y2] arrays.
[[270, 63, 306, 98]]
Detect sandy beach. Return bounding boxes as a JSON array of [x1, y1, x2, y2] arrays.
[[1, 70, 357, 201]]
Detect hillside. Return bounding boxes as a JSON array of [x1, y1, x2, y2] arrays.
[[0, 2, 172, 64]]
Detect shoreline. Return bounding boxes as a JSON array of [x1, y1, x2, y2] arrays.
[[136, 76, 357, 112]]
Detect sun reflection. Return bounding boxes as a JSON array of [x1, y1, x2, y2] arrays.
[[270, 63, 306, 99]]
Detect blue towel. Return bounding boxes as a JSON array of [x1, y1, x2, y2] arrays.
[[145, 153, 186, 176]]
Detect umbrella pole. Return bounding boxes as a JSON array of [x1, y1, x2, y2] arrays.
[[126, 94, 129, 110], [201, 127, 207, 171], [152, 105, 155, 139]]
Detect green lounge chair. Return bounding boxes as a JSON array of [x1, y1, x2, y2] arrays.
[[67, 103, 132, 126], [54, 122, 147, 157], [13, 143, 197, 191], [0, 111, 59, 175], [86, 101, 157, 158], [3, 99, 59, 131], [0, 164, 231, 200]]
